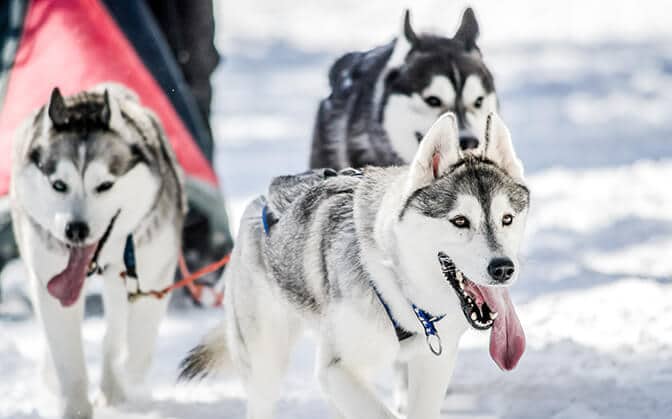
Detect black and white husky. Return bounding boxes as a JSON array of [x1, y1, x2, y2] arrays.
[[181, 112, 528, 419], [310, 8, 497, 170], [10, 84, 186, 419]]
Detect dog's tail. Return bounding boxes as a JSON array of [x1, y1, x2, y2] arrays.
[[178, 323, 231, 381]]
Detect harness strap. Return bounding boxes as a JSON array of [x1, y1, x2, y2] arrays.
[[87, 210, 121, 276], [372, 284, 445, 356]]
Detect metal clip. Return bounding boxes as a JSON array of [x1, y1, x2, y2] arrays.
[[426, 334, 443, 356]]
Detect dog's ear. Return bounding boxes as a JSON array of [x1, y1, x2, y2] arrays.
[[407, 113, 461, 193], [101, 89, 112, 127], [48, 87, 69, 127], [103, 88, 127, 135], [454, 7, 479, 52], [482, 113, 524, 182], [403, 9, 419, 46], [389, 9, 417, 68]]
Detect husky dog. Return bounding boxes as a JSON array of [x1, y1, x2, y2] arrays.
[[310, 8, 497, 170], [181, 112, 528, 419], [10, 84, 186, 419]]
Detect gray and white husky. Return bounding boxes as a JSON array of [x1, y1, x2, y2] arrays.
[[181, 112, 528, 419], [310, 8, 497, 170], [10, 84, 186, 419]]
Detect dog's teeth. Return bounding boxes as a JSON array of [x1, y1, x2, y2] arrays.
[[490, 311, 499, 320], [471, 312, 477, 320], [459, 281, 464, 290]]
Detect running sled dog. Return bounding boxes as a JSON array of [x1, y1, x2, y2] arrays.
[[181, 112, 529, 419], [10, 85, 186, 418], [311, 8, 498, 170]]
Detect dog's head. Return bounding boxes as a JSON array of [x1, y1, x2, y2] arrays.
[[381, 8, 497, 162], [395, 112, 528, 370], [16, 86, 161, 250]]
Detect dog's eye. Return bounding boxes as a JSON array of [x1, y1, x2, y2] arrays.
[[95, 181, 114, 193], [52, 180, 68, 193], [502, 214, 514, 226], [450, 215, 470, 229], [474, 96, 484, 109], [424, 96, 442, 108]]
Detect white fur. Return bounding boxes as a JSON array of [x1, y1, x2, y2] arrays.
[[383, 73, 498, 163], [192, 113, 527, 419], [10, 97, 180, 418]]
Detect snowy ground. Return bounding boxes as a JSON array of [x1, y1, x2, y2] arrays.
[[2, 1, 672, 418]]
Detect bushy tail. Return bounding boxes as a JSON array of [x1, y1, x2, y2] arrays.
[[178, 323, 230, 381]]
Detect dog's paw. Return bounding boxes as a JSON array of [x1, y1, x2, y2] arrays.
[[62, 400, 93, 419], [98, 375, 127, 406]]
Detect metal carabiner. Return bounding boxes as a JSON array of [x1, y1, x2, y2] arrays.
[[426, 334, 443, 356]]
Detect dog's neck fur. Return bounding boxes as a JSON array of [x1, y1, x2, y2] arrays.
[[353, 166, 463, 333]]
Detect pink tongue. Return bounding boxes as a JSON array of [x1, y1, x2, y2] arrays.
[[477, 285, 525, 370], [46, 244, 97, 307]]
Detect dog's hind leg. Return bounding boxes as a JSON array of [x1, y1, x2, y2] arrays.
[[226, 264, 300, 419], [33, 282, 92, 419]]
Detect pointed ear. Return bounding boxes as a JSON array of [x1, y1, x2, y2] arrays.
[[407, 113, 461, 193], [103, 89, 127, 134], [101, 89, 112, 127], [482, 113, 524, 182], [388, 9, 417, 68], [48, 87, 69, 127], [454, 7, 480, 51]]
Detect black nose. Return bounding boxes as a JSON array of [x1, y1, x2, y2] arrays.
[[65, 221, 90, 242], [459, 136, 479, 150], [488, 257, 515, 283]]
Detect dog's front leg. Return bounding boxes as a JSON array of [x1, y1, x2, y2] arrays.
[[405, 338, 460, 419], [33, 283, 92, 419], [123, 259, 174, 389], [100, 267, 129, 405], [317, 346, 399, 419]]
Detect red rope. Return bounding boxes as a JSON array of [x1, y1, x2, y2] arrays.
[[141, 253, 230, 305]]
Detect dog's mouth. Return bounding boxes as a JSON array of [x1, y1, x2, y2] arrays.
[[46, 213, 120, 308], [438, 253, 496, 330], [437, 252, 526, 370], [47, 243, 99, 307]]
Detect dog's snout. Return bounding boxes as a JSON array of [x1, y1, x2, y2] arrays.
[[459, 135, 479, 150], [488, 257, 515, 283], [65, 221, 90, 242]]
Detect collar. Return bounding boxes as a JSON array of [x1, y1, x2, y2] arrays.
[[372, 283, 445, 356]]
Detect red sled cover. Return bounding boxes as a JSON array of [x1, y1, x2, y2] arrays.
[[0, 0, 218, 196]]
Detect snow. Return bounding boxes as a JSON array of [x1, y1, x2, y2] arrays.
[[2, 1, 672, 418]]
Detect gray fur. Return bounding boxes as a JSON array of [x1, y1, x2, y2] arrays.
[[310, 8, 497, 170], [14, 85, 186, 246]]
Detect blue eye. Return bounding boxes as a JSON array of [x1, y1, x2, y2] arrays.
[[52, 180, 68, 193]]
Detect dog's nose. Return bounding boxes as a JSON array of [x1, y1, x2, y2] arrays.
[[487, 257, 515, 283], [65, 221, 90, 242], [459, 136, 479, 150]]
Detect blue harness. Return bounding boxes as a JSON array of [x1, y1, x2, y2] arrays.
[[372, 286, 445, 356], [260, 168, 445, 355]]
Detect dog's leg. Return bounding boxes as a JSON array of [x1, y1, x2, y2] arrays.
[[33, 283, 92, 419], [405, 339, 460, 419], [392, 362, 408, 415], [316, 345, 398, 419], [123, 263, 173, 390], [100, 269, 129, 405], [237, 290, 299, 419]]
